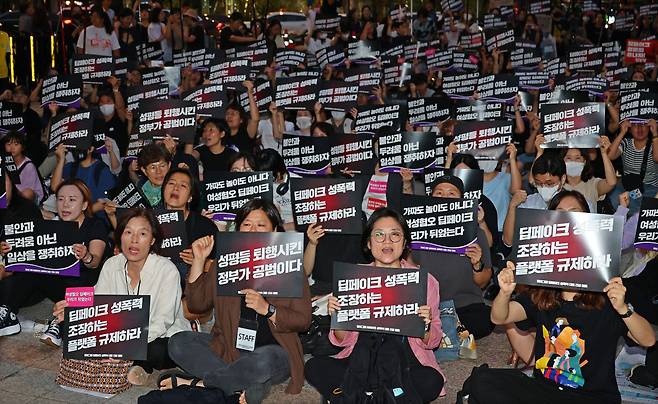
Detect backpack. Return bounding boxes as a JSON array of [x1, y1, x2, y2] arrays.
[[16, 159, 49, 205], [329, 333, 422, 404]]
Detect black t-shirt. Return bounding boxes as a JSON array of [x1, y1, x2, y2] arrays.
[[103, 114, 129, 156], [185, 211, 217, 251], [220, 27, 241, 49], [229, 128, 256, 155], [188, 25, 205, 50], [196, 145, 237, 172], [78, 216, 109, 284], [515, 293, 627, 404]]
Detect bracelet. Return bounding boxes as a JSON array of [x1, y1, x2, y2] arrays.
[[83, 253, 93, 265], [473, 261, 484, 273]]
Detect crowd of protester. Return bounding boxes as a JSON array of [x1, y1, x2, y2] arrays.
[[0, 0, 657, 403]]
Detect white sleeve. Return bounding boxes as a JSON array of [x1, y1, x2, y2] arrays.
[[76, 28, 85, 49], [110, 31, 120, 51], [147, 260, 182, 340]]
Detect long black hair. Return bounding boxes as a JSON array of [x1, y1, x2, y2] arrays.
[[90, 6, 113, 35]]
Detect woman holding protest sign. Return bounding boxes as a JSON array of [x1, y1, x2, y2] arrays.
[[225, 81, 260, 156], [304, 207, 445, 403], [52, 207, 189, 392], [0, 179, 108, 345], [162, 199, 311, 404]]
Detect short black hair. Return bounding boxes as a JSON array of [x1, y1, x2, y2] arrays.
[[3, 131, 26, 149], [138, 143, 172, 169], [362, 207, 411, 262], [532, 153, 566, 179], [255, 149, 287, 181], [118, 7, 133, 18], [114, 207, 163, 254], [230, 11, 244, 22], [200, 118, 230, 145], [227, 151, 256, 171], [547, 190, 590, 213], [449, 153, 480, 170], [234, 199, 285, 232]]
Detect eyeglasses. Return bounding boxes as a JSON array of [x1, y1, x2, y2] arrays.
[[371, 230, 403, 243], [146, 162, 168, 172]]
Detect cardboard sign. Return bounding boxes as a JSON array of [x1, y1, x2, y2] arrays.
[[215, 232, 304, 297], [275, 77, 319, 111], [3, 219, 80, 276], [290, 177, 363, 234], [107, 182, 150, 208], [181, 84, 228, 118], [620, 91, 658, 123], [408, 97, 452, 125], [282, 134, 331, 176], [512, 209, 622, 292], [331, 262, 427, 337], [485, 29, 515, 52], [634, 197, 658, 252], [317, 81, 358, 112], [203, 171, 273, 221], [48, 111, 93, 151], [624, 40, 658, 64], [238, 79, 273, 114], [544, 57, 567, 76], [568, 46, 603, 72], [453, 121, 513, 160], [41, 75, 82, 107], [125, 84, 169, 111], [452, 99, 505, 121], [65, 287, 94, 307], [354, 104, 406, 134], [154, 209, 188, 259], [208, 59, 252, 90], [402, 195, 478, 254], [442, 72, 480, 99], [63, 295, 150, 360], [330, 134, 375, 174], [0, 102, 25, 135], [72, 55, 114, 84], [423, 167, 483, 200], [540, 102, 603, 148], [378, 131, 441, 173], [136, 99, 196, 143]]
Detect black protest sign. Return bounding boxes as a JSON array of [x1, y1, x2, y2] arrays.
[[565, 76, 607, 95], [125, 134, 149, 160], [3, 219, 80, 276], [440, 0, 463, 12], [275, 49, 307, 69], [172, 48, 218, 70], [529, 0, 551, 14], [316, 46, 346, 69], [317, 81, 359, 112], [605, 66, 629, 90], [423, 167, 484, 200], [619, 80, 658, 95], [208, 59, 252, 90], [540, 103, 603, 148], [315, 16, 341, 32], [381, 44, 404, 58], [408, 97, 452, 126], [402, 195, 478, 254], [125, 84, 169, 111], [290, 177, 363, 234], [137, 42, 163, 62], [568, 46, 603, 72], [452, 99, 505, 121], [140, 67, 168, 86], [510, 47, 542, 68], [48, 111, 93, 151], [344, 65, 382, 94], [332, 262, 427, 337], [476, 74, 519, 103], [453, 121, 513, 160], [203, 171, 273, 221], [354, 104, 406, 134], [154, 209, 188, 259], [442, 72, 479, 99], [459, 32, 484, 50], [614, 14, 635, 32], [484, 14, 508, 29], [512, 209, 622, 292], [114, 57, 128, 78], [228, 42, 269, 74], [0, 102, 24, 134], [41, 75, 82, 107], [63, 295, 150, 360], [282, 134, 331, 176], [378, 131, 440, 173], [620, 91, 658, 123], [635, 197, 658, 252], [137, 99, 196, 143], [485, 29, 515, 52], [390, 5, 408, 21], [583, 0, 601, 12], [426, 49, 455, 70], [2, 154, 19, 185], [544, 57, 567, 76], [515, 71, 550, 90], [238, 79, 273, 114], [107, 182, 150, 208], [330, 134, 375, 174], [182, 84, 228, 118], [275, 77, 319, 111], [72, 55, 114, 84], [603, 41, 621, 69], [382, 57, 412, 87], [539, 89, 592, 104], [215, 232, 304, 297]]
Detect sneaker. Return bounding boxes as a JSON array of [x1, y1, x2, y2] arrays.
[[40, 318, 61, 347], [629, 364, 657, 389], [0, 305, 20, 336]]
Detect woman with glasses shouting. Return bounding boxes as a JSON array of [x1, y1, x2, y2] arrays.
[[304, 208, 446, 403]]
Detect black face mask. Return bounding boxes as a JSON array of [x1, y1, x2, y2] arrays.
[[73, 149, 87, 162]]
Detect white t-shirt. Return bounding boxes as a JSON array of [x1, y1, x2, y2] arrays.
[[148, 22, 171, 61], [77, 26, 120, 56], [258, 118, 295, 152]]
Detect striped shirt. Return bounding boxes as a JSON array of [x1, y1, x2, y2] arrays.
[[620, 138, 658, 187]]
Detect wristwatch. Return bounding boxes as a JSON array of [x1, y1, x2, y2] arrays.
[[264, 303, 276, 319], [620, 303, 634, 319], [473, 261, 484, 273]]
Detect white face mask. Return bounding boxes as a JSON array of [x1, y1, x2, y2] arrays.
[[331, 111, 346, 121], [296, 116, 313, 130], [389, 31, 399, 38], [479, 160, 498, 173], [99, 103, 115, 117], [565, 161, 585, 177], [537, 184, 560, 203]]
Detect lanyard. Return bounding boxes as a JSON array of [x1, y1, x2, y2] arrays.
[[124, 262, 142, 296]]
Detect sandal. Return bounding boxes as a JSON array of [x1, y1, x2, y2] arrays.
[[157, 370, 202, 389]]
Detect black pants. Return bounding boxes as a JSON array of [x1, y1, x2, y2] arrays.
[[464, 367, 610, 404], [457, 303, 495, 340], [133, 337, 177, 373], [304, 356, 443, 403]]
